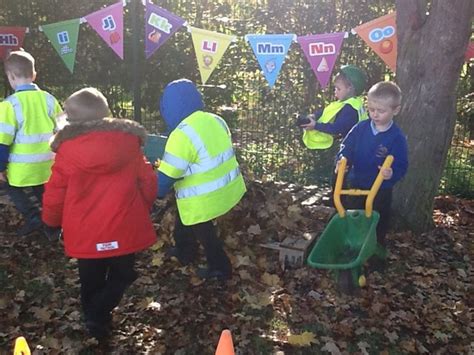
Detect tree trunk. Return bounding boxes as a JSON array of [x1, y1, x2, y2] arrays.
[[392, 0, 473, 233]]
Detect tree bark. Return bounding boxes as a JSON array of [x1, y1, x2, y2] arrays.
[[393, 0, 473, 232]]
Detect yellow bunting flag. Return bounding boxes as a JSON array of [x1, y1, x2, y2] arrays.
[[354, 12, 397, 72], [189, 27, 235, 84]]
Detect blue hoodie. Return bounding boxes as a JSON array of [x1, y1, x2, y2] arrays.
[[159, 79, 204, 133], [157, 79, 205, 197]]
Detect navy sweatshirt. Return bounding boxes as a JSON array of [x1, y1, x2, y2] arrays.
[[313, 104, 359, 137], [338, 119, 408, 190]]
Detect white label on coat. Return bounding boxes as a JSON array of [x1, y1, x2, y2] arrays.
[[96, 241, 119, 251]]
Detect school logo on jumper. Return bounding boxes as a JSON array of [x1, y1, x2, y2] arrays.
[[354, 12, 397, 72], [297, 32, 345, 89], [145, 3, 185, 59], [190, 26, 235, 84], [85, 1, 124, 59], [0, 27, 27, 61], [42, 19, 80, 73], [246, 34, 295, 88]]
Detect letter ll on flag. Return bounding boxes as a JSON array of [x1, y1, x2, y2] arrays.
[[189, 27, 235, 84]]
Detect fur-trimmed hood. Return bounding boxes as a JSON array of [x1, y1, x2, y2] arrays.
[[51, 117, 147, 152]]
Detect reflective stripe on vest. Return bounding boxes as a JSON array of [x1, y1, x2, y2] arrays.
[[302, 97, 367, 150], [176, 166, 241, 199], [9, 152, 54, 163], [0, 122, 15, 136]]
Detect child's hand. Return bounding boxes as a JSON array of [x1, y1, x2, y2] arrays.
[[300, 114, 316, 130], [0, 171, 6, 183], [379, 166, 393, 180]]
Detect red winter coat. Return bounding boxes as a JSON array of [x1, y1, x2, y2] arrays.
[[42, 118, 157, 259]]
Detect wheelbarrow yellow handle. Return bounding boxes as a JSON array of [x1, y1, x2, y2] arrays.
[[334, 155, 394, 218]]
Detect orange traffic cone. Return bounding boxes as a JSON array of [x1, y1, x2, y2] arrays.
[[215, 329, 235, 355], [13, 336, 31, 355]]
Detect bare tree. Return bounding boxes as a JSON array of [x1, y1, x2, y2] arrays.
[[393, 0, 473, 232]]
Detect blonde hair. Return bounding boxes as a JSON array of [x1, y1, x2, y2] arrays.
[[65, 87, 109, 122], [368, 81, 402, 107], [4, 50, 36, 79]]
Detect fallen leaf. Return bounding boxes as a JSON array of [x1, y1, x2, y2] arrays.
[[287, 331, 316, 346]]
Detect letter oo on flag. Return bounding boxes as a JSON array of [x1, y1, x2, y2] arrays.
[[297, 32, 346, 89], [41, 19, 80, 73], [245, 34, 296, 88], [353, 12, 397, 72], [85, 1, 124, 59], [145, 3, 185, 59], [0, 27, 27, 61], [189, 26, 235, 84]]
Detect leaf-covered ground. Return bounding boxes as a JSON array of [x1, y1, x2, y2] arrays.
[[0, 182, 472, 354]]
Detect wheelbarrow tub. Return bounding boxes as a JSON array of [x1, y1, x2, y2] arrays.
[[307, 210, 380, 270]]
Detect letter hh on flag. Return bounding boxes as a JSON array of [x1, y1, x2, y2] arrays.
[[245, 34, 295, 88], [0, 27, 27, 61], [85, 1, 124, 59], [189, 26, 235, 84], [42, 19, 80, 73], [297, 32, 345, 89], [145, 3, 185, 59], [354, 12, 397, 72]]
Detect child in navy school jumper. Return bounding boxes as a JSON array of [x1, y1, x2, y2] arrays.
[[336, 81, 408, 247]]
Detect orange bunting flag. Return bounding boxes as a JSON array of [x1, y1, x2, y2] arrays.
[[353, 12, 397, 72]]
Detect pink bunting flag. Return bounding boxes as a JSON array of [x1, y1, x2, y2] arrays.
[[297, 32, 346, 89], [85, 1, 124, 59], [0, 27, 27, 61]]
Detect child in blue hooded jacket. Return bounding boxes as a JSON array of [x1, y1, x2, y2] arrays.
[[156, 79, 246, 281]]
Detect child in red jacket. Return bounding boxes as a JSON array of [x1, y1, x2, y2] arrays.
[[42, 88, 157, 340]]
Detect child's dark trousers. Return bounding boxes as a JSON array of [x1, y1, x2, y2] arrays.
[[78, 254, 137, 325], [173, 214, 232, 276], [5, 184, 44, 224]]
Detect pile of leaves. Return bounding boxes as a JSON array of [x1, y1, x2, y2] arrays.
[[0, 184, 472, 354]]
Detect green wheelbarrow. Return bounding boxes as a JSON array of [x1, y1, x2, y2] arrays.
[[307, 155, 394, 292]]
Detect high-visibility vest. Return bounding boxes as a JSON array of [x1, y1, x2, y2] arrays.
[[159, 111, 246, 226], [0, 89, 61, 186], [303, 96, 368, 149]]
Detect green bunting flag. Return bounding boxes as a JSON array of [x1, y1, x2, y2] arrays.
[[41, 19, 80, 73]]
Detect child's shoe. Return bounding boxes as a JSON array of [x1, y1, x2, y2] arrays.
[[16, 217, 42, 236], [85, 319, 110, 341]]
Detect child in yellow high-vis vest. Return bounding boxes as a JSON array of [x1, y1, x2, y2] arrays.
[[299, 65, 368, 150], [0, 50, 62, 237]]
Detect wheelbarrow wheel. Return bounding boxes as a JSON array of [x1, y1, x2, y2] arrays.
[[338, 270, 355, 294]]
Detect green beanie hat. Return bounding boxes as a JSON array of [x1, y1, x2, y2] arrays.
[[339, 65, 367, 96]]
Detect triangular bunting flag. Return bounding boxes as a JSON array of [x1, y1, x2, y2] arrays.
[[145, 3, 185, 59], [353, 12, 397, 72], [0, 27, 27, 61], [246, 34, 295, 87], [189, 26, 235, 84], [297, 32, 345, 89], [85, 1, 124, 59], [42, 19, 80, 73]]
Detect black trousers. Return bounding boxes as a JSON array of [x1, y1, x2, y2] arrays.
[[5, 184, 44, 224], [173, 214, 232, 276], [78, 254, 137, 324]]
